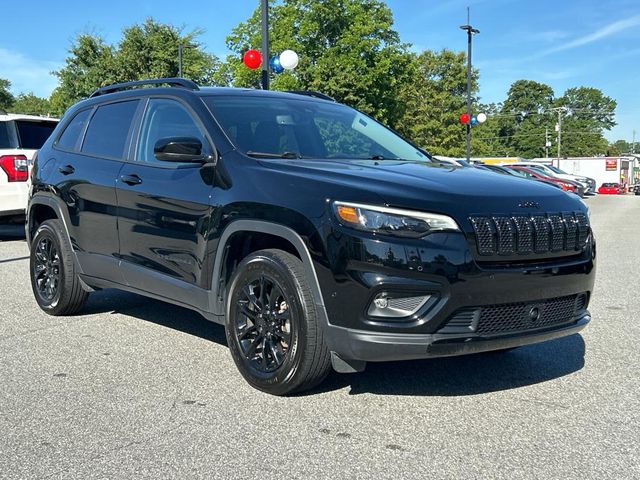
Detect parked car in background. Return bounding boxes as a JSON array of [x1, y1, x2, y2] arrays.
[[634, 185, 640, 196], [0, 111, 58, 221], [503, 161, 595, 195], [478, 164, 565, 190], [598, 183, 624, 195], [509, 166, 584, 196]]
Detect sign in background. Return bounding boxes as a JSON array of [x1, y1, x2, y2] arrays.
[[606, 159, 618, 171]]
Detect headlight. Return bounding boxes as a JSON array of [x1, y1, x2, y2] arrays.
[[333, 201, 460, 238]]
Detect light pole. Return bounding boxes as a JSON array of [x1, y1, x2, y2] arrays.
[[178, 43, 196, 78], [261, 0, 270, 90], [460, 7, 479, 162]]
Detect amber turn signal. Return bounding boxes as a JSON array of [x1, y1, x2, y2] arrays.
[[336, 205, 360, 224]]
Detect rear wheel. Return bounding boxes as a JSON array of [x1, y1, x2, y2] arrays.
[[30, 219, 88, 315], [225, 249, 331, 395]]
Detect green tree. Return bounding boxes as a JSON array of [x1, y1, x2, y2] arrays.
[[222, 0, 413, 127], [608, 139, 633, 156], [50, 19, 221, 115], [0, 78, 14, 111], [395, 49, 478, 157], [497, 80, 555, 158], [10, 93, 52, 116], [555, 87, 616, 157]]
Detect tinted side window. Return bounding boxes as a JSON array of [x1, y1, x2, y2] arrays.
[[136, 98, 208, 164], [57, 109, 91, 151], [0, 121, 16, 148], [15, 120, 58, 149], [82, 100, 139, 159]]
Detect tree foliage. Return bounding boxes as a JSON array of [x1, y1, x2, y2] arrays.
[[0, 78, 14, 111], [222, 0, 413, 127], [11, 93, 52, 116], [50, 18, 222, 115], [395, 50, 474, 157]]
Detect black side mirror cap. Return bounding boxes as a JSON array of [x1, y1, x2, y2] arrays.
[[154, 137, 210, 163]]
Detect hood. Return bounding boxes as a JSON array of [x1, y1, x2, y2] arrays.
[[258, 159, 587, 221]]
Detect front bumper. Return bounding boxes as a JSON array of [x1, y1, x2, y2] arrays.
[[327, 313, 590, 362]]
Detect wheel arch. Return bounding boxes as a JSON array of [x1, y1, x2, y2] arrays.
[[210, 220, 328, 325], [27, 195, 83, 273]]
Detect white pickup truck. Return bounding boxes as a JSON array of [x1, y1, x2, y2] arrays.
[[0, 112, 58, 220]]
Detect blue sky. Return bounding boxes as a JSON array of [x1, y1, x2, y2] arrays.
[[1, 0, 638, 142]]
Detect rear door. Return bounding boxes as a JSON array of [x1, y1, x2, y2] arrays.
[[49, 100, 139, 281], [116, 97, 215, 307]]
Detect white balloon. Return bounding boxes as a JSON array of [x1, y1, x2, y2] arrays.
[[477, 112, 487, 123], [279, 50, 299, 70]]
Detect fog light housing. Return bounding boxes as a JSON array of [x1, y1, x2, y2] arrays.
[[367, 292, 432, 319]]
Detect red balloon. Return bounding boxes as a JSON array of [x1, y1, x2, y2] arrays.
[[243, 49, 262, 69], [459, 113, 470, 124]]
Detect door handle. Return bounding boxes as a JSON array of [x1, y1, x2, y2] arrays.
[[58, 165, 75, 175], [120, 174, 143, 186]]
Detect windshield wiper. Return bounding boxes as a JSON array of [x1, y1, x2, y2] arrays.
[[245, 151, 302, 159], [367, 155, 403, 161]]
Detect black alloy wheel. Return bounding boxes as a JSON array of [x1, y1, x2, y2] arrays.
[[29, 219, 88, 315], [234, 274, 292, 374], [33, 236, 61, 303], [225, 249, 331, 395]]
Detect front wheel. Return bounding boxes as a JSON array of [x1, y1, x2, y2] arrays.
[[225, 249, 331, 395]]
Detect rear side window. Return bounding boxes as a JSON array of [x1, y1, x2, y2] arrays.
[[0, 121, 16, 148], [81, 100, 138, 159], [57, 109, 91, 151], [15, 120, 58, 149]]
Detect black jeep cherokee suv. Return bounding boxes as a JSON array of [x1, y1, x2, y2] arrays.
[[27, 78, 595, 395]]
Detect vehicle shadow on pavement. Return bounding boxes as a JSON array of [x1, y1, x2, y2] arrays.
[[82, 289, 228, 346], [315, 334, 586, 396], [82, 289, 585, 397]]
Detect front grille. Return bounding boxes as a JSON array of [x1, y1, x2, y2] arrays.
[[469, 212, 589, 257], [438, 293, 588, 335]]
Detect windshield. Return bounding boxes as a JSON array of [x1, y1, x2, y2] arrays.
[[547, 165, 568, 174], [204, 95, 430, 162], [505, 167, 528, 178]]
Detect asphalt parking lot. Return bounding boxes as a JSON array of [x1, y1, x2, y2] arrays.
[[0, 195, 638, 480]]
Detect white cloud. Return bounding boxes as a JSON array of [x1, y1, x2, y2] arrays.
[[539, 14, 640, 57], [0, 48, 61, 98]]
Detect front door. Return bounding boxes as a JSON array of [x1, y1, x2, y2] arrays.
[[116, 97, 215, 307]]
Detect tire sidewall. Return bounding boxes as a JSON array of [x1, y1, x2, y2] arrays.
[[226, 253, 310, 394]]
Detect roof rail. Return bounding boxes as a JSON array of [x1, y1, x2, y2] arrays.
[[288, 90, 335, 102], [89, 78, 199, 98]]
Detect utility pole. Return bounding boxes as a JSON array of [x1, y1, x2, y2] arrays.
[[178, 44, 183, 77], [545, 127, 550, 158], [261, 0, 270, 90], [554, 107, 565, 168], [633, 129, 637, 154], [460, 7, 479, 162]]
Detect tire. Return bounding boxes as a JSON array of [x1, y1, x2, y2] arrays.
[[30, 219, 88, 315], [225, 249, 331, 395]]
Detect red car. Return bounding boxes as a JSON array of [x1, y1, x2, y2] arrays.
[[598, 183, 624, 194], [508, 166, 579, 193]]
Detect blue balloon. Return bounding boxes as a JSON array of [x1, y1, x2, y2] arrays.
[[269, 55, 284, 74], [470, 116, 479, 126]]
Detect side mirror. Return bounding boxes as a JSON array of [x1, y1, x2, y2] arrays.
[[154, 137, 209, 163]]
